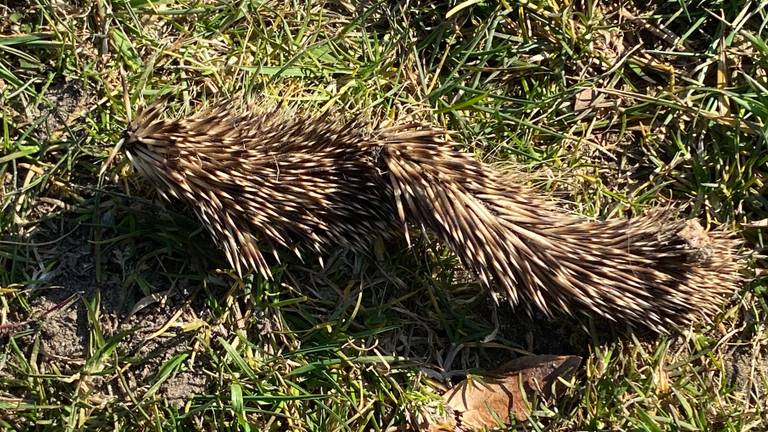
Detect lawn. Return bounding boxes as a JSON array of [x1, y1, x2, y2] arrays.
[[1, 0, 767, 430]]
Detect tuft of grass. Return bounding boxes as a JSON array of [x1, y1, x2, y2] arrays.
[[1, 0, 767, 430]]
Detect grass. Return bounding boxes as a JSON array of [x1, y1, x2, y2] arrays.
[[1, 0, 767, 430]]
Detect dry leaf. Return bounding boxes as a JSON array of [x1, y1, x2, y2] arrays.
[[574, 88, 597, 112], [430, 355, 581, 431]]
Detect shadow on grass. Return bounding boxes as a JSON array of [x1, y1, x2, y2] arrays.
[[2, 181, 650, 394]]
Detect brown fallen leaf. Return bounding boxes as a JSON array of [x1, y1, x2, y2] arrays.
[[573, 87, 597, 112], [429, 355, 581, 431]]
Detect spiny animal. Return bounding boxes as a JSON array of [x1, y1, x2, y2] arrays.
[[117, 99, 743, 332]]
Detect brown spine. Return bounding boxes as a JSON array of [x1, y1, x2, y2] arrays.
[[381, 128, 743, 331]]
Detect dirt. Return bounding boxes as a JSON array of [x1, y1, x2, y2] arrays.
[[161, 371, 210, 407], [38, 299, 87, 363], [5, 218, 217, 407], [13, 78, 90, 144], [725, 346, 768, 398]]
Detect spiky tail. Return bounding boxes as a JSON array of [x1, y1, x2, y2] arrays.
[[380, 127, 743, 331]]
